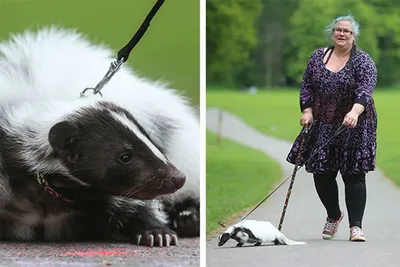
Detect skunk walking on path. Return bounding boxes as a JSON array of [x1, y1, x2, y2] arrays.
[[0, 97, 185, 246], [0, 26, 200, 238], [218, 220, 306, 247]]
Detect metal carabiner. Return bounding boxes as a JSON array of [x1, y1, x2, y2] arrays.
[[79, 58, 124, 98]]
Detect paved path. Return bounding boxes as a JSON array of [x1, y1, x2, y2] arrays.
[[0, 238, 199, 267], [206, 108, 400, 267]]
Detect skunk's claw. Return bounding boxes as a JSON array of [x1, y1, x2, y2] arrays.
[[135, 229, 178, 247]]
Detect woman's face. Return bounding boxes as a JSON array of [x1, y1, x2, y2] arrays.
[[332, 20, 355, 49]]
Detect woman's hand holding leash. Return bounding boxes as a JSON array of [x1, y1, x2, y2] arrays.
[[343, 110, 358, 128], [300, 108, 313, 127], [343, 103, 365, 128]]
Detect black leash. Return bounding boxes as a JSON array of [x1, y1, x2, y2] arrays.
[[239, 124, 347, 222], [80, 0, 166, 98]]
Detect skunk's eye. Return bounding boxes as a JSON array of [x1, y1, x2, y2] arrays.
[[119, 153, 133, 164]]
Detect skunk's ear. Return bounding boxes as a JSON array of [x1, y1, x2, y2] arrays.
[[48, 121, 80, 163]]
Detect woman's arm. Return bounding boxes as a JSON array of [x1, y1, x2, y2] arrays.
[[353, 51, 378, 112], [343, 51, 377, 128], [299, 51, 317, 113]]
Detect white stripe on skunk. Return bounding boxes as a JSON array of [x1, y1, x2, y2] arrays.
[[218, 220, 306, 247]]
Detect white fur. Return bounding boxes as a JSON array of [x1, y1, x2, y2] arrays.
[[219, 220, 306, 246], [0, 26, 200, 201], [110, 111, 168, 164], [1, 99, 97, 185], [0, 99, 94, 185]]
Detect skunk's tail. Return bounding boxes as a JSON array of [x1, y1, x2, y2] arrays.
[[276, 232, 306, 245]]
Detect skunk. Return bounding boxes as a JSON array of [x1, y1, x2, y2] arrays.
[[218, 220, 306, 247], [0, 26, 200, 237], [0, 97, 186, 246]]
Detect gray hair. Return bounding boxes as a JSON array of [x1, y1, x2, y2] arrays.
[[325, 14, 360, 40]]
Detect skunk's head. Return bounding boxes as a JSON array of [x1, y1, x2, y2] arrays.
[[48, 101, 186, 200], [218, 226, 235, 246]]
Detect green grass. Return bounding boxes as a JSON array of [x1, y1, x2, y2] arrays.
[[206, 130, 282, 236], [207, 89, 301, 141], [0, 0, 200, 106], [207, 88, 400, 185]]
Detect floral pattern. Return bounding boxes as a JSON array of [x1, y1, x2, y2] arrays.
[[286, 47, 378, 175]]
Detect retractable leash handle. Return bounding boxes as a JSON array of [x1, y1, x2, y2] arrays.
[[80, 0, 166, 98]]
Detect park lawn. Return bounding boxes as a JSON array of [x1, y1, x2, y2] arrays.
[[206, 130, 282, 236], [0, 0, 200, 106], [207, 89, 301, 141], [207, 88, 400, 185]]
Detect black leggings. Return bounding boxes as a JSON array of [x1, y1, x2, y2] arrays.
[[313, 171, 366, 228]]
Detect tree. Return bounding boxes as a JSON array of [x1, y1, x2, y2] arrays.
[[286, 0, 400, 87], [286, 0, 377, 83], [254, 0, 299, 88], [206, 0, 262, 87]]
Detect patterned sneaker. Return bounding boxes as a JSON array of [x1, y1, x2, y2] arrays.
[[321, 212, 344, 240], [349, 226, 366, 242]]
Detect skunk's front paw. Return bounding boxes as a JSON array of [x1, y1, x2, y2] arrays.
[[174, 207, 199, 237], [135, 228, 178, 247]]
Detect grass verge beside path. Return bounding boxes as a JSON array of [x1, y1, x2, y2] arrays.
[[206, 131, 281, 237], [207, 88, 400, 185]]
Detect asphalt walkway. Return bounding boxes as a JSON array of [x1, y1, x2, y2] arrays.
[[0, 238, 199, 267], [206, 107, 400, 267]]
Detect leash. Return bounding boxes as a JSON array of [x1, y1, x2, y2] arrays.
[[37, 0, 166, 204], [239, 123, 347, 222], [277, 127, 308, 231], [80, 0, 165, 98]]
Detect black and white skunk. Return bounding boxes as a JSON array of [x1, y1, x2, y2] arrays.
[[218, 220, 306, 247], [0, 97, 185, 246], [0, 26, 200, 238]]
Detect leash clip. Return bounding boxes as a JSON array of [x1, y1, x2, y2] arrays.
[[78, 0, 165, 99], [80, 58, 124, 98]]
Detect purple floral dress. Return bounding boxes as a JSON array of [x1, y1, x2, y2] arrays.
[[286, 47, 378, 175]]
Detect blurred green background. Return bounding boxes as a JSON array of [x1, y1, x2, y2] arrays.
[[0, 0, 200, 107], [207, 0, 400, 89]]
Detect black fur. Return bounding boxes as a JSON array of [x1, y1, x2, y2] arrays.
[[218, 227, 261, 247], [162, 195, 200, 237], [234, 227, 261, 246], [0, 101, 186, 245]]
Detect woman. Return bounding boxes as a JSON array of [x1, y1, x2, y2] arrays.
[[286, 15, 378, 242]]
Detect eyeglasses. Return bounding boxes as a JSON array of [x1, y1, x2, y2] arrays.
[[333, 28, 353, 35]]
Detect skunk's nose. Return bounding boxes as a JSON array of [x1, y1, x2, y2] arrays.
[[170, 168, 186, 189]]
